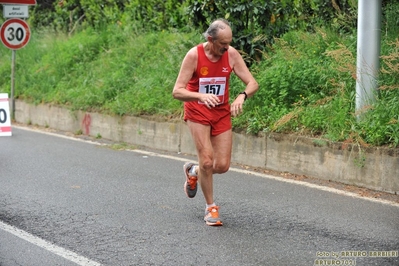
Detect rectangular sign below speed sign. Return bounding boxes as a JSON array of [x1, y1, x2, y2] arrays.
[[0, 93, 12, 136], [3, 5, 29, 18]]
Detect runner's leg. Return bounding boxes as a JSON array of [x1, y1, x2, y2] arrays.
[[187, 120, 214, 205], [211, 129, 232, 174]]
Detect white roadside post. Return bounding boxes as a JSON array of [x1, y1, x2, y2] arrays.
[[355, 0, 382, 119], [0, 93, 12, 136], [0, 0, 36, 122]]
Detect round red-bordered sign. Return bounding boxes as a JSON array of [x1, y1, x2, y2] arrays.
[[0, 18, 31, 50]]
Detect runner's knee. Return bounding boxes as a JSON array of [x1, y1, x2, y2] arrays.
[[213, 162, 230, 174]]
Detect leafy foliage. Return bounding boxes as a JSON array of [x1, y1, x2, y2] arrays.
[[0, 0, 366, 63], [187, 0, 360, 64], [0, 26, 200, 117], [231, 29, 357, 139]]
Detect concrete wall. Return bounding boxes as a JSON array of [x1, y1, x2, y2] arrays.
[[14, 100, 399, 194]]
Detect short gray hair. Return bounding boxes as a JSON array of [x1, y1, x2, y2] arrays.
[[203, 19, 231, 41]]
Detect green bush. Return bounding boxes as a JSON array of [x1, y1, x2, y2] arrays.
[[355, 39, 399, 147], [231, 25, 399, 147], [0, 25, 201, 116], [232, 29, 355, 136], [26, 0, 191, 33], [0, 0, 363, 63]]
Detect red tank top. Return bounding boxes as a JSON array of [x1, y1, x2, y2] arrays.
[[186, 44, 232, 109]]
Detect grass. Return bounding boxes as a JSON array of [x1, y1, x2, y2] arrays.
[[0, 23, 398, 147]]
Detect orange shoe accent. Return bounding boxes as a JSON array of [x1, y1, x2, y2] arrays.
[[187, 176, 198, 190], [204, 206, 223, 226], [183, 162, 198, 198]]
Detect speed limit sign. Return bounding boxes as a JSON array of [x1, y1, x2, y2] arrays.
[[0, 18, 30, 50]]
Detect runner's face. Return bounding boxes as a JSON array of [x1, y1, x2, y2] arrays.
[[212, 28, 232, 56]]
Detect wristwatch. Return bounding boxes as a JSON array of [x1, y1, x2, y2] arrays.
[[239, 91, 248, 101]]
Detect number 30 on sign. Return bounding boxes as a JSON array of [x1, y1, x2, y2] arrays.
[[0, 93, 12, 136], [0, 18, 30, 50]]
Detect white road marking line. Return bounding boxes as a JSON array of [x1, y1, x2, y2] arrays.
[[16, 125, 399, 209], [130, 149, 399, 208], [0, 220, 102, 266], [231, 168, 399, 208]]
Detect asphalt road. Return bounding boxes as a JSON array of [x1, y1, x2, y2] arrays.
[[0, 127, 398, 266]]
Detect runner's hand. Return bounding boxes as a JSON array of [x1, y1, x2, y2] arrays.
[[230, 95, 245, 117], [200, 94, 220, 109]]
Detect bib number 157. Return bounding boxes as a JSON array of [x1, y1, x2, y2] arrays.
[[204, 84, 221, 95]]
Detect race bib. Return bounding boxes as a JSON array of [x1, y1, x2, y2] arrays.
[[198, 77, 226, 105]]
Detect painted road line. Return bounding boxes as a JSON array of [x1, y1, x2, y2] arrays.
[[130, 149, 399, 208], [0, 221, 102, 266]]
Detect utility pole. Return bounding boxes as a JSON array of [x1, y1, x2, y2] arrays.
[[355, 0, 382, 118]]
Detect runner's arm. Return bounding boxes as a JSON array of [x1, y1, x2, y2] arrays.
[[229, 48, 259, 116], [173, 48, 220, 106]]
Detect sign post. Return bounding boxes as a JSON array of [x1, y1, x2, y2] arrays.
[[0, 18, 30, 120], [355, 0, 382, 119], [0, 0, 35, 121]]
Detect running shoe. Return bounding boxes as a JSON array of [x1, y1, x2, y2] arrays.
[[204, 205, 223, 226], [183, 162, 198, 198]]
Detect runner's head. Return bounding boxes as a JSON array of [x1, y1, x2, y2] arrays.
[[203, 19, 232, 56]]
